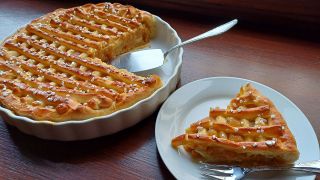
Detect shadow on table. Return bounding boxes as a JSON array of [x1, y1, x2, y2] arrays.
[[156, 151, 176, 179], [5, 114, 154, 164]]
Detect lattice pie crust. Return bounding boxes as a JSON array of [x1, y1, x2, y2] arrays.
[[172, 84, 299, 166]]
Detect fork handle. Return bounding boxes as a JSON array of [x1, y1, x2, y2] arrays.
[[292, 160, 320, 173], [249, 160, 320, 174], [163, 19, 238, 58]]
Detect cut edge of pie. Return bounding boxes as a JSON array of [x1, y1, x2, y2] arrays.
[[172, 83, 299, 166], [0, 2, 162, 122]]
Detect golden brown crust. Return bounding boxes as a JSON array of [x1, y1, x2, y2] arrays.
[[172, 83, 299, 166], [0, 2, 162, 122]]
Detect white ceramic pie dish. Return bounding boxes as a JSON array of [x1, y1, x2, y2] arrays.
[[0, 16, 183, 141]]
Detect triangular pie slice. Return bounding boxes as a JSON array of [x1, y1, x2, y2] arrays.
[[172, 83, 299, 166]]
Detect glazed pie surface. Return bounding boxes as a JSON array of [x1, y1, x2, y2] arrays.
[[172, 84, 299, 166], [0, 2, 162, 122]]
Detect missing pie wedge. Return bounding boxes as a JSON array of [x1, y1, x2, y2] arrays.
[[172, 83, 299, 166]]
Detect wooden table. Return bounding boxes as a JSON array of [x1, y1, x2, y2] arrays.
[[0, 0, 319, 179]]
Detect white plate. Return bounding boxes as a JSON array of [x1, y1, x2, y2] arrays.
[[0, 16, 183, 141], [156, 77, 319, 180]]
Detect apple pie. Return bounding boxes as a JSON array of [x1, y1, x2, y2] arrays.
[[172, 84, 299, 166], [0, 2, 162, 121]]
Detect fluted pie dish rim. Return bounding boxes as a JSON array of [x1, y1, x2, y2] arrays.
[[0, 14, 183, 140]]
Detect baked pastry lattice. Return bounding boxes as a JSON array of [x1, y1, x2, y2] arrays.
[[172, 84, 299, 166], [0, 3, 162, 121]]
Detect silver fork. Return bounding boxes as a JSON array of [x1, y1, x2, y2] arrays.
[[200, 160, 320, 180]]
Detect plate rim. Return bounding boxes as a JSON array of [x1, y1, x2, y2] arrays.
[[155, 76, 319, 179], [0, 15, 183, 126]]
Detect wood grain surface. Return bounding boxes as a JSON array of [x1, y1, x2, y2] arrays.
[[0, 0, 319, 179]]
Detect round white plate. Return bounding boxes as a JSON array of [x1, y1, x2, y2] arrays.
[[0, 16, 183, 140], [155, 77, 319, 180]]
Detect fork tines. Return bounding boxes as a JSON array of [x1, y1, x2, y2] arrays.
[[200, 162, 236, 179]]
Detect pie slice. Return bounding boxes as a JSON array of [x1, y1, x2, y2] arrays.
[[172, 83, 299, 166], [0, 2, 162, 122]]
